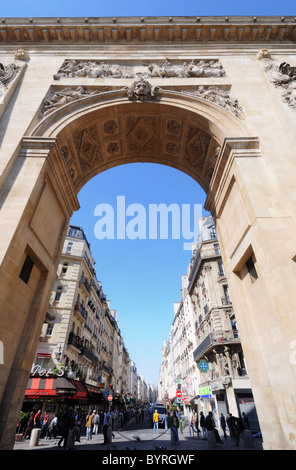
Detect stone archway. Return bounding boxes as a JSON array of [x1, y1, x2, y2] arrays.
[[0, 82, 296, 451]]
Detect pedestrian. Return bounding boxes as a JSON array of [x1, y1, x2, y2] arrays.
[[93, 410, 100, 435], [153, 409, 159, 433], [164, 410, 168, 434], [41, 411, 49, 438], [23, 412, 34, 439], [233, 416, 245, 446], [205, 411, 224, 444], [102, 411, 110, 445], [47, 414, 58, 439], [226, 413, 235, 437], [33, 409, 41, 428], [220, 413, 227, 438], [242, 412, 249, 429], [199, 411, 207, 439], [58, 407, 75, 448], [170, 411, 180, 444], [85, 410, 94, 440]]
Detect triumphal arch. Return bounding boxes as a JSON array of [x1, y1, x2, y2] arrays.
[[0, 16, 296, 450]]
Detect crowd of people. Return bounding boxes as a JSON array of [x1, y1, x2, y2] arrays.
[[17, 406, 146, 449], [151, 406, 249, 447]]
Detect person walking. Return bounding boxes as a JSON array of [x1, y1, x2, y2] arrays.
[[170, 411, 180, 445], [205, 411, 224, 444], [220, 413, 227, 438], [102, 411, 110, 445], [33, 409, 41, 428], [242, 412, 249, 429], [23, 412, 34, 439], [164, 410, 169, 434], [153, 409, 159, 433], [233, 416, 245, 446], [199, 411, 207, 439], [58, 407, 75, 448], [47, 414, 58, 439], [93, 411, 100, 435], [85, 410, 94, 440]]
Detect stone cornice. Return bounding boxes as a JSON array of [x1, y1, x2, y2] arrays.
[[0, 16, 295, 45]]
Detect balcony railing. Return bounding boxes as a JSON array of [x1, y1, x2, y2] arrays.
[[79, 276, 90, 293], [193, 329, 240, 361], [74, 303, 88, 320]]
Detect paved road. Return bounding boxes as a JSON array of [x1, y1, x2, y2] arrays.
[[13, 412, 263, 454]]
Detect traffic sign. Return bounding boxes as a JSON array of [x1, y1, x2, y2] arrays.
[[108, 395, 113, 401], [176, 390, 182, 398]]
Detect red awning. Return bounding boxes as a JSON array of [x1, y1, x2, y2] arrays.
[[25, 377, 88, 399], [182, 396, 193, 406]]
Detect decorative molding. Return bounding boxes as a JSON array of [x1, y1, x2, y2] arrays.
[[0, 17, 295, 45]]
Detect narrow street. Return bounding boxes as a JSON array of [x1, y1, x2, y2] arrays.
[[13, 410, 263, 453]]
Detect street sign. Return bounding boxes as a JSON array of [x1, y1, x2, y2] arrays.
[[176, 390, 182, 398], [108, 395, 113, 401]]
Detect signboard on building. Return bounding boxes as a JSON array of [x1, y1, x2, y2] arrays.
[[199, 386, 212, 398]]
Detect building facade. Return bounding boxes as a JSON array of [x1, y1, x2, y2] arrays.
[[159, 217, 260, 431], [24, 225, 150, 415]]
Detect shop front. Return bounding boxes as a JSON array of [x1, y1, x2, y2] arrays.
[[22, 375, 89, 417]]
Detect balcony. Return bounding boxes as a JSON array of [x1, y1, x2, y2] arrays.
[[68, 331, 83, 352], [79, 275, 90, 294], [74, 303, 88, 321], [193, 329, 240, 362]]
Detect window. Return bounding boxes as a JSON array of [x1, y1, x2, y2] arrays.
[[223, 285, 232, 304], [54, 285, 63, 302], [217, 261, 225, 276], [19, 255, 34, 284], [213, 243, 220, 254], [61, 262, 68, 275], [246, 255, 258, 283], [66, 242, 73, 253], [46, 323, 54, 336]]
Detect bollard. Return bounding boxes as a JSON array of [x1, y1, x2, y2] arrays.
[[207, 430, 217, 448], [29, 428, 41, 447], [243, 429, 254, 447]]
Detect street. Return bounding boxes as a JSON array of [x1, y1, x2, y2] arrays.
[[13, 411, 263, 453]]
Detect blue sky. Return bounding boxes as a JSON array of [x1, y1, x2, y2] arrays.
[[0, 1, 295, 18], [3, 1, 294, 387]]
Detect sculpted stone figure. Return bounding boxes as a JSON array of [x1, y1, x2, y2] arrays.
[[147, 58, 225, 78], [184, 59, 225, 78], [54, 59, 134, 79], [0, 63, 20, 86], [265, 61, 296, 109], [127, 79, 159, 101], [41, 86, 100, 115], [187, 86, 242, 118]]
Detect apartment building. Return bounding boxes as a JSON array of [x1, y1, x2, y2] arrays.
[[159, 216, 260, 431], [22, 225, 145, 415]]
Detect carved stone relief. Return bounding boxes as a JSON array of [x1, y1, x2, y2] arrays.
[[184, 86, 243, 118], [184, 126, 211, 170], [126, 115, 160, 154], [0, 63, 20, 87], [41, 86, 101, 116], [72, 124, 102, 173], [127, 79, 159, 101], [265, 61, 296, 109], [53, 58, 225, 80]]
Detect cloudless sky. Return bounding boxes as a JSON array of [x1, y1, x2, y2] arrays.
[[3, 1, 294, 386]]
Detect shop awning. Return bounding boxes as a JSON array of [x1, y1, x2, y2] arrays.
[[25, 377, 77, 397], [68, 379, 88, 399], [182, 396, 192, 406]]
